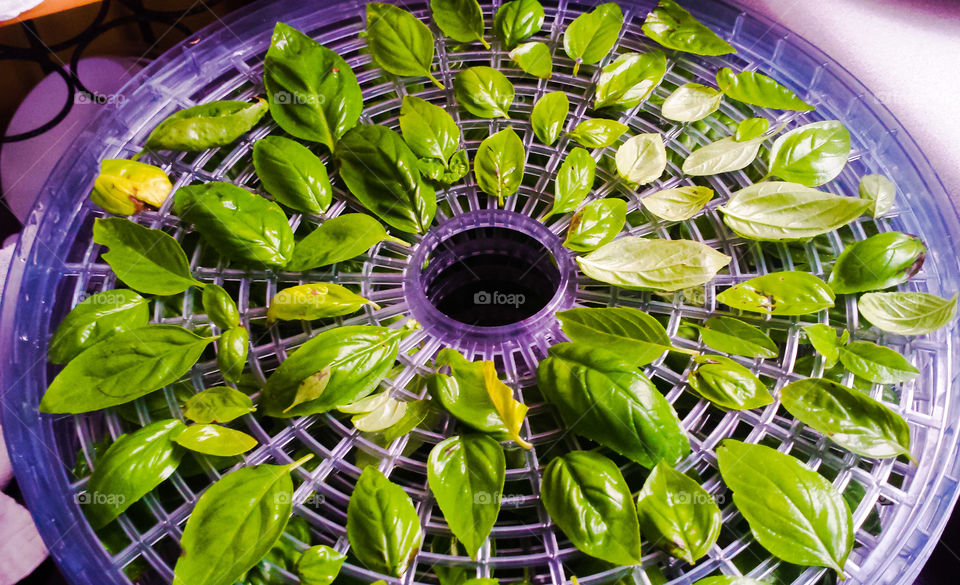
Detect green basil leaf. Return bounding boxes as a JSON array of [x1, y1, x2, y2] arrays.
[[694, 316, 778, 359], [716, 67, 814, 111], [419, 148, 470, 185], [454, 66, 514, 118], [530, 91, 568, 146], [735, 117, 770, 141], [93, 217, 201, 295], [537, 342, 690, 467], [594, 51, 666, 110], [145, 100, 267, 151], [717, 271, 834, 315], [216, 325, 248, 383], [550, 147, 595, 215], [662, 83, 723, 122], [681, 135, 766, 176], [431, 0, 488, 47], [858, 291, 958, 336], [780, 378, 912, 459], [286, 214, 393, 271], [567, 118, 628, 148], [475, 127, 525, 205], [616, 133, 667, 185], [636, 461, 722, 563], [262, 325, 403, 416], [509, 41, 553, 78], [183, 386, 255, 424], [859, 174, 896, 217], [642, 0, 735, 56], [563, 3, 624, 75], [336, 124, 437, 234], [717, 439, 853, 572], [201, 284, 240, 330], [174, 182, 295, 267], [642, 185, 713, 221], [264, 23, 362, 150], [688, 354, 772, 410], [494, 0, 544, 49], [400, 96, 460, 164], [379, 399, 432, 443], [347, 467, 423, 577], [563, 198, 626, 252], [267, 283, 375, 322], [84, 419, 185, 528], [556, 306, 673, 366], [90, 158, 172, 214], [49, 289, 149, 364], [828, 232, 925, 294], [297, 545, 346, 585], [40, 325, 213, 414], [719, 181, 869, 241], [366, 2, 442, 88], [349, 395, 409, 432], [541, 450, 641, 565], [838, 341, 919, 384], [576, 237, 731, 292], [173, 423, 258, 456], [803, 323, 849, 368], [767, 121, 850, 186], [173, 460, 302, 585], [284, 368, 331, 415], [427, 434, 505, 560], [253, 136, 332, 213]]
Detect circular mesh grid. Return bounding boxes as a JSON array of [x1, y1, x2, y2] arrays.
[[2, 2, 960, 585]]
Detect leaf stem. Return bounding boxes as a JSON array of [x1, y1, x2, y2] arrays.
[[756, 173, 772, 183], [479, 37, 491, 50], [290, 453, 315, 470], [426, 72, 445, 89]]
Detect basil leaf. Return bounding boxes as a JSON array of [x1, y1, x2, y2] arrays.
[[767, 121, 850, 186], [662, 83, 723, 122], [49, 289, 149, 364], [616, 133, 667, 185], [717, 271, 834, 315], [537, 342, 690, 467], [550, 147, 595, 215], [557, 306, 674, 366], [420, 149, 470, 185], [688, 354, 772, 410], [347, 467, 423, 577], [803, 323, 849, 368], [40, 325, 213, 414], [858, 291, 958, 336], [636, 461, 722, 563], [563, 198, 626, 252], [577, 237, 731, 292], [267, 283, 376, 322], [90, 159, 171, 215], [366, 2, 442, 88], [682, 135, 766, 176], [183, 386, 255, 424], [454, 66, 514, 119], [594, 51, 666, 110], [717, 439, 853, 572], [93, 217, 201, 295], [735, 117, 769, 141], [173, 423, 258, 456], [336, 124, 437, 234], [494, 0, 544, 49], [264, 23, 362, 150], [217, 325, 249, 383], [84, 419, 185, 528], [563, 3, 623, 75], [780, 378, 912, 459], [530, 91, 568, 146], [475, 127, 525, 205], [719, 181, 869, 241], [694, 316, 778, 359], [642, 185, 713, 221], [173, 461, 302, 585], [284, 368, 331, 415], [252, 136, 332, 213], [201, 284, 240, 330], [859, 174, 896, 217], [430, 351, 509, 439], [400, 96, 460, 165], [481, 360, 532, 449], [345, 394, 409, 432], [567, 118, 627, 148], [541, 451, 641, 565], [509, 41, 552, 78], [642, 0, 735, 56], [838, 341, 919, 384], [427, 434, 505, 560], [716, 67, 814, 111], [431, 0, 488, 47], [174, 182, 295, 267], [287, 214, 393, 271], [262, 325, 403, 416], [828, 232, 925, 294], [297, 545, 345, 585], [145, 100, 266, 151]]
